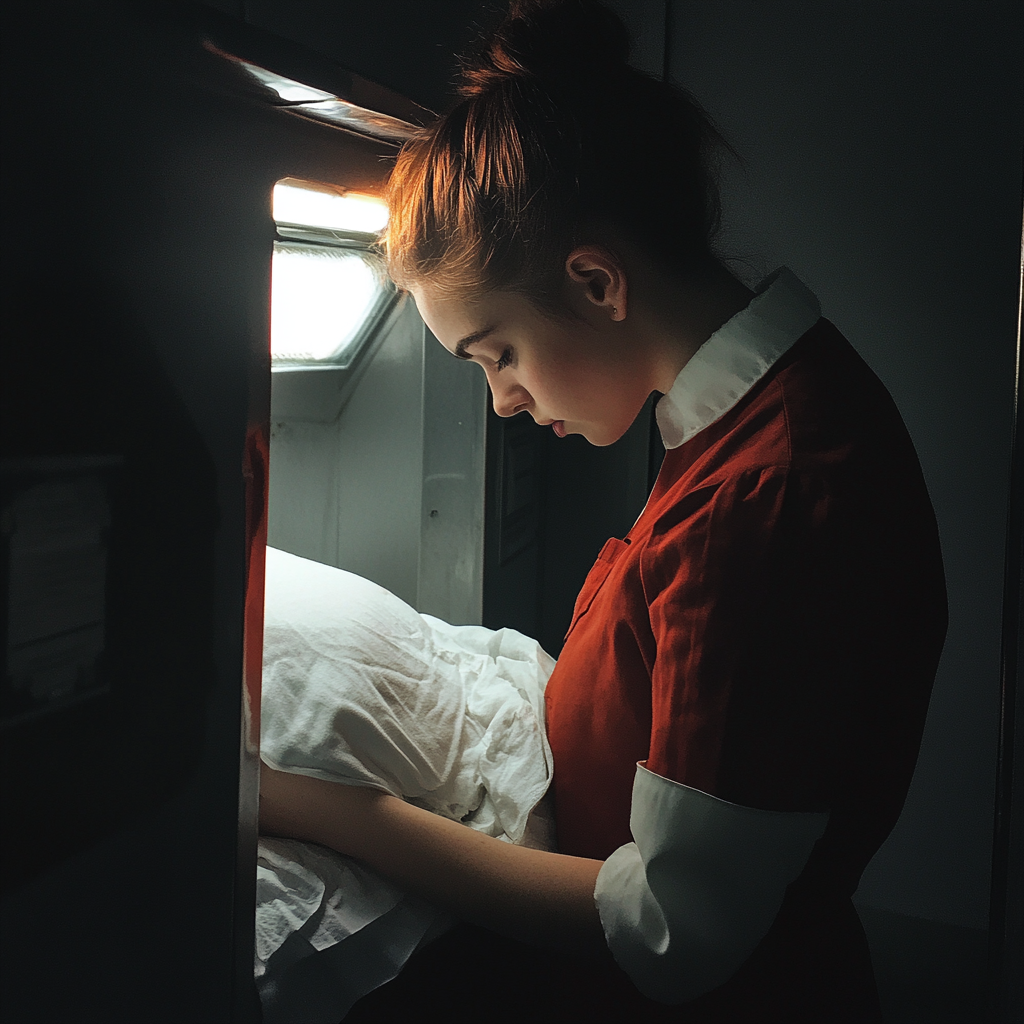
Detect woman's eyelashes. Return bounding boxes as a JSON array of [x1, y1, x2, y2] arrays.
[[494, 346, 514, 371]]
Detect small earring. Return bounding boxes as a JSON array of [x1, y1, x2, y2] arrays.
[[612, 306, 618, 316]]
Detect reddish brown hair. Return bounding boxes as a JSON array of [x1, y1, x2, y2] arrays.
[[382, 0, 729, 310]]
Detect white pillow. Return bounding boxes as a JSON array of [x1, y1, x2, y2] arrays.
[[261, 547, 554, 843]]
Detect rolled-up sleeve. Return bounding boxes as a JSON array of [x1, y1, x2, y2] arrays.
[[595, 763, 828, 1004]]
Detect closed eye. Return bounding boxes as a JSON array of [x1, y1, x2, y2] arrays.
[[495, 346, 514, 371]]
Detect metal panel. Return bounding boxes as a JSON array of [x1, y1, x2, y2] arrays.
[[268, 299, 426, 607], [268, 307, 488, 623], [418, 326, 488, 625]]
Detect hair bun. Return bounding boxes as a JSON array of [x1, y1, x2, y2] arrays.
[[459, 0, 631, 98]]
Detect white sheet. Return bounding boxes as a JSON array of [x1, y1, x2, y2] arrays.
[[256, 548, 557, 1022], [255, 837, 448, 1023], [261, 547, 555, 843]]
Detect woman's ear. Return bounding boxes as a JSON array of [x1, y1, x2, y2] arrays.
[[565, 247, 627, 321]]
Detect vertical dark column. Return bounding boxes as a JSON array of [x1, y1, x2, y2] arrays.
[[483, 410, 546, 642], [0, 5, 274, 1019], [990, 202, 1024, 1024]]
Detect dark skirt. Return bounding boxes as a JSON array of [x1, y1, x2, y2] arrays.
[[342, 890, 881, 1024]]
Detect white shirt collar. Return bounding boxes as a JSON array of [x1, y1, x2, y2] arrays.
[[655, 268, 821, 450]]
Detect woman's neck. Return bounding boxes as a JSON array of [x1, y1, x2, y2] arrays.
[[631, 260, 756, 395]]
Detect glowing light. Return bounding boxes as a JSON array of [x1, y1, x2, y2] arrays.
[[270, 244, 384, 364], [241, 63, 335, 103], [273, 182, 388, 235], [206, 48, 421, 143]]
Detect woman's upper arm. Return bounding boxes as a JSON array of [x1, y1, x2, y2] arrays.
[[641, 464, 842, 809], [605, 466, 832, 1001]]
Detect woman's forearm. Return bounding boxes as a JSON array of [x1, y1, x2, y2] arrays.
[[259, 764, 607, 954]]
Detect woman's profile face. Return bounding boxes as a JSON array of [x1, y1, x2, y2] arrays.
[[411, 282, 651, 447]]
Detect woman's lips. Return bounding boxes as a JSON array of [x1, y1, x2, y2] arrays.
[[552, 420, 567, 438]]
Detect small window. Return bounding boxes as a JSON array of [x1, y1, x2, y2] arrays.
[[270, 179, 392, 369]]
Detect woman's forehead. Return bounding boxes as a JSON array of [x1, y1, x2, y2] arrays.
[[410, 284, 476, 352], [411, 285, 526, 355]]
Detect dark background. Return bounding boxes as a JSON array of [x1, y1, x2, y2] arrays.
[[0, 2, 1020, 1021]]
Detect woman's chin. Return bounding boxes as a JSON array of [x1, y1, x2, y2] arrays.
[[581, 424, 631, 447]]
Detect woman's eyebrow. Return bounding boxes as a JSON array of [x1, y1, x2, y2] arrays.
[[454, 325, 498, 359]]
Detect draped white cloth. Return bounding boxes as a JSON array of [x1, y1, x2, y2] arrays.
[[256, 547, 557, 1021]]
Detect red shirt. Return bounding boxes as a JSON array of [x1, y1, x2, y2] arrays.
[[545, 316, 947, 1018]]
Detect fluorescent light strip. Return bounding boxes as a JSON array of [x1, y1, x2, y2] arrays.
[[236, 59, 419, 143], [273, 182, 388, 235]]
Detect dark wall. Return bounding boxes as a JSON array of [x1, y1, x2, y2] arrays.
[[667, 0, 1022, 931], [0, 4, 396, 1020]]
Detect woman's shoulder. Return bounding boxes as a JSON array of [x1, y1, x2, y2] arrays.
[[775, 319, 919, 457], [637, 318, 937, 571], [654, 316, 926, 500]]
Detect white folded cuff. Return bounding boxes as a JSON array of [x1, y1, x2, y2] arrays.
[[594, 763, 828, 1004]]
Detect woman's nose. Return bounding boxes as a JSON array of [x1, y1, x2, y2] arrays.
[[490, 382, 531, 418]]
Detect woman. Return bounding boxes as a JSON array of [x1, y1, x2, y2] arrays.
[[259, 2, 947, 1020]]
